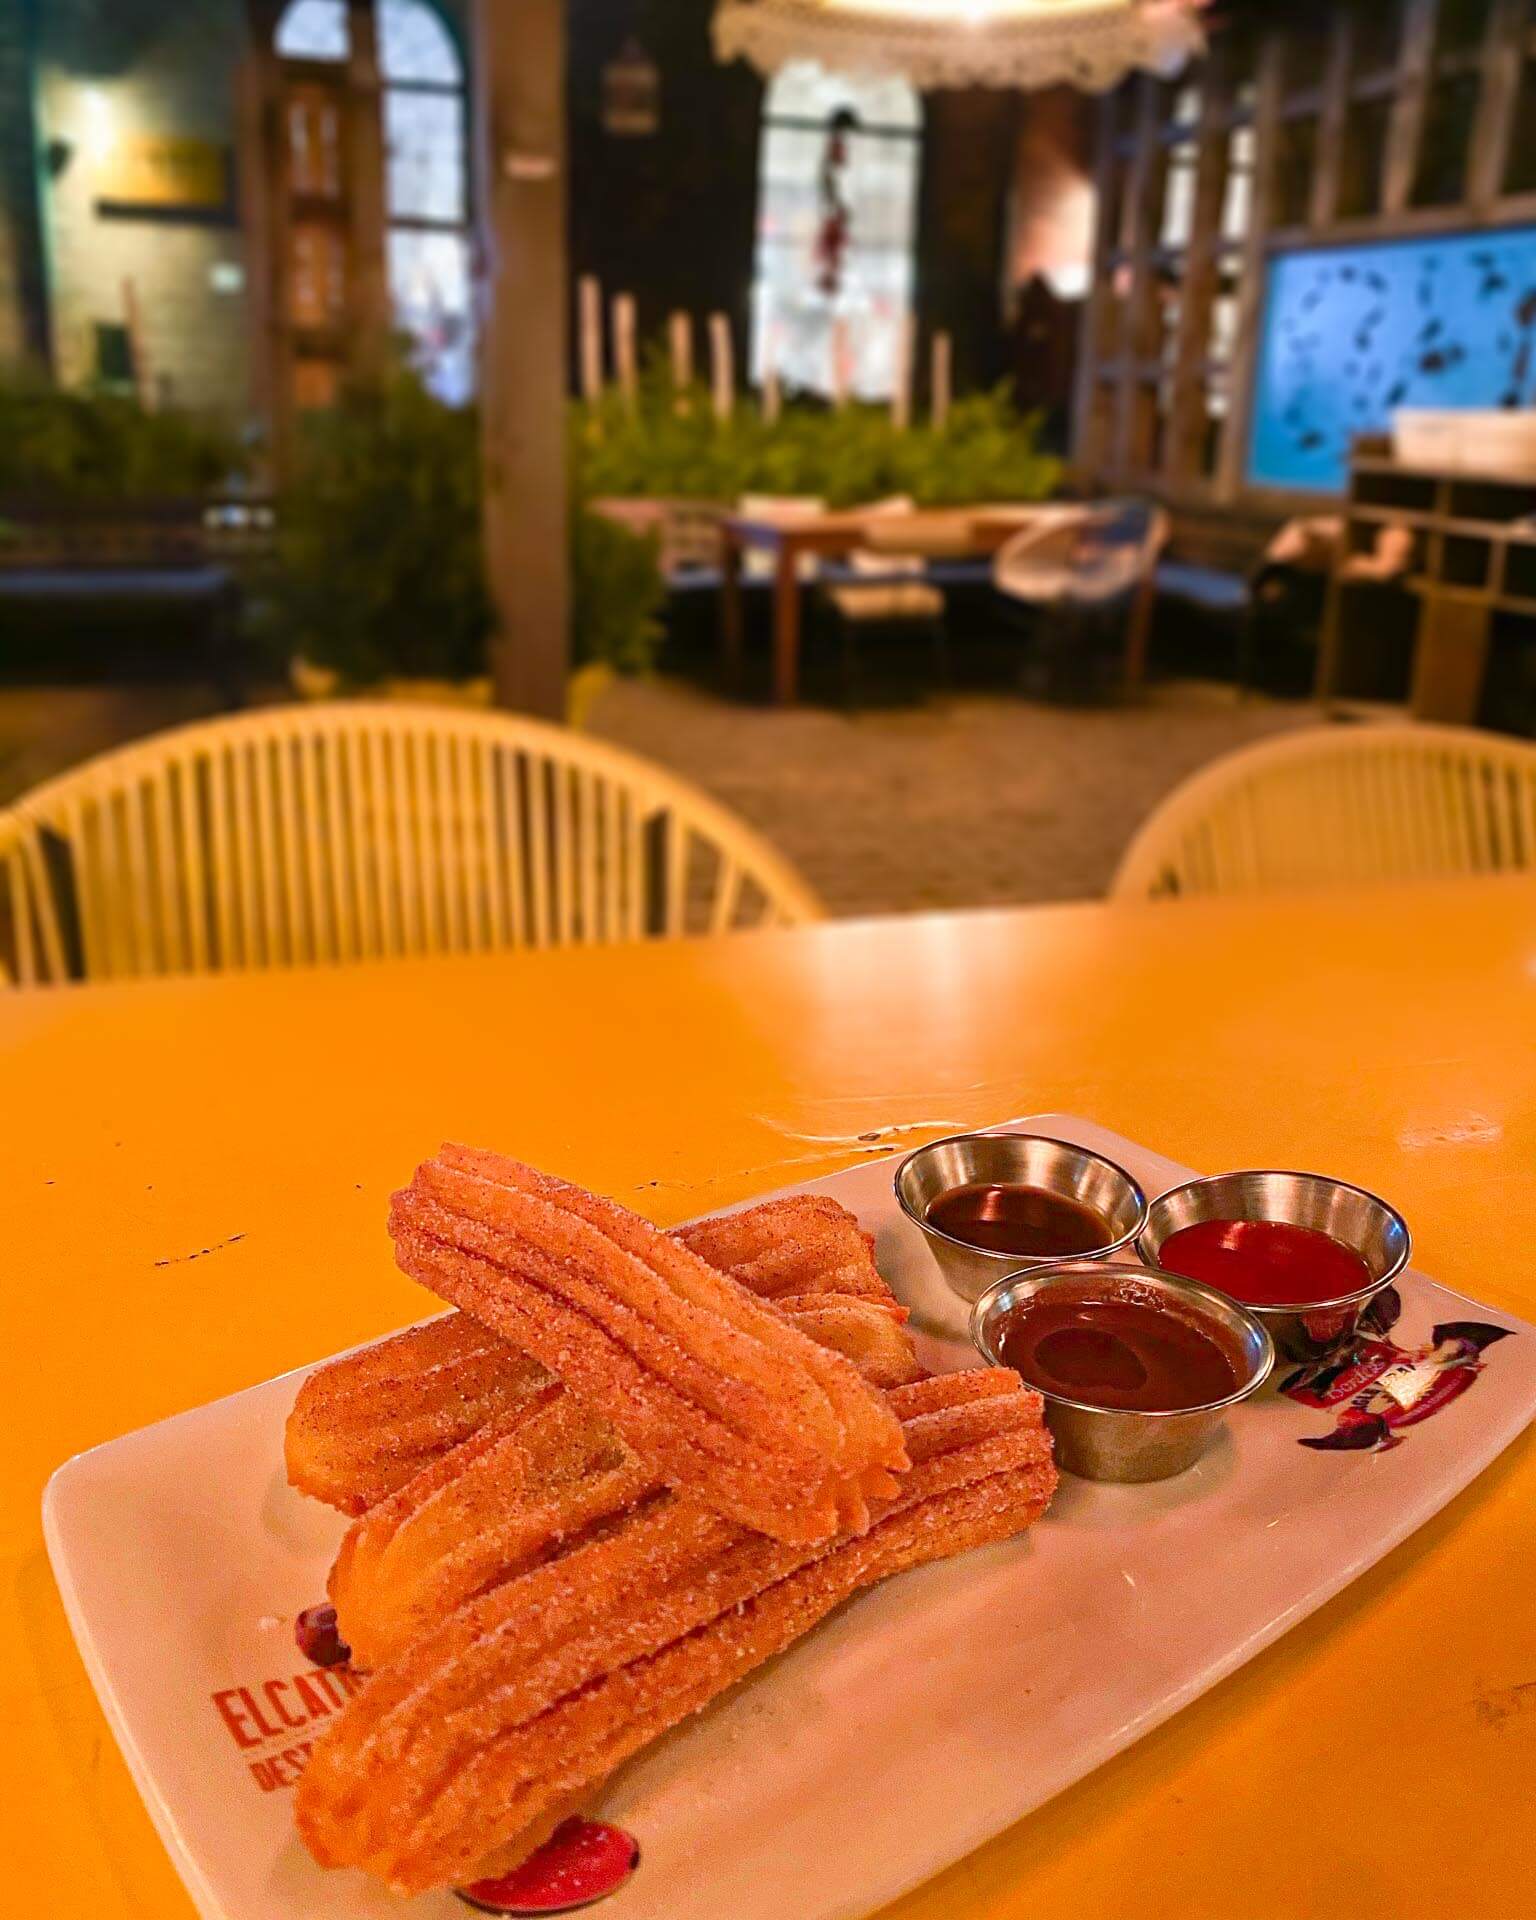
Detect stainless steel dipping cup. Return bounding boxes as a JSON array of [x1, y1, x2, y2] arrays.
[[970, 1262, 1275, 1483], [1138, 1170, 1410, 1363], [894, 1131, 1148, 1305]]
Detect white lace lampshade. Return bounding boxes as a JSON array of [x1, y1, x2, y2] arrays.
[[713, 0, 1207, 91]]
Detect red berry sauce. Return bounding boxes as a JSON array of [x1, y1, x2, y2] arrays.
[[1158, 1217, 1372, 1308], [456, 1819, 641, 1915]]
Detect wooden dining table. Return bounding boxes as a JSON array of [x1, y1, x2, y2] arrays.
[[6, 875, 1536, 1919], [717, 506, 1047, 704]]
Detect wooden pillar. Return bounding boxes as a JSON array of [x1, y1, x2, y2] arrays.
[[1164, 75, 1228, 488], [1468, 0, 1525, 209], [1071, 94, 1117, 479], [473, 0, 570, 718], [1307, 16, 1354, 232], [1384, 0, 1438, 215], [237, 15, 280, 482], [1113, 77, 1160, 479], [1217, 34, 1284, 505], [345, 0, 392, 380]]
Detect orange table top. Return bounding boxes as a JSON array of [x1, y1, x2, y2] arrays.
[[5, 877, 1536, 1919]]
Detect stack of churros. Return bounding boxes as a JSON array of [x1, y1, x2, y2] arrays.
[[286, 1146, 1057, 1898]]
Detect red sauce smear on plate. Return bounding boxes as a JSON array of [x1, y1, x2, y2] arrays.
[[456, 1820, 640, 1914], [925, 1182, 1111, 1256], [996, 1297, 1239, 1412], [294, 1603, 350, 1669], [1158, 1218, 1371, 1308]]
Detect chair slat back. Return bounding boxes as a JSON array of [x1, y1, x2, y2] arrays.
[[0, 703, 821, 984], [1113, 724, 1536, 900]]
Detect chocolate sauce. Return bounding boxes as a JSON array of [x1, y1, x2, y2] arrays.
[[997, 1296, 1240, 1412], [925, 1182, 1111, 1257]]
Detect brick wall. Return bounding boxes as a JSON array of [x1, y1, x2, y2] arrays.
[[0, 0, 48, 365], [32, 0, 249, 418]]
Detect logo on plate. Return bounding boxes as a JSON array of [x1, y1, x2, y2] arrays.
[[209, 1659, 365, 1791], [455, 1820, 641, 1914], [212, 1616, 641, 1911], [1279, 1286, 1514, 1452]]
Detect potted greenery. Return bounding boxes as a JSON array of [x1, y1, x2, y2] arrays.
[[263, 368, 495, 703]]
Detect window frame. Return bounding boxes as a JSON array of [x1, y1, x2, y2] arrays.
[[272, 0, 474, 399], [750, 63, 924, 404], [1075, 1, 1536, 512]]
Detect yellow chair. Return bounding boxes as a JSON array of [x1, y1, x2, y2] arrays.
[[0, 702, 822, 984], [1113, 723, 1536, 901]]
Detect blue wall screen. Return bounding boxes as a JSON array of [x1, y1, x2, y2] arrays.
[[1248, 226, 1536, 493]]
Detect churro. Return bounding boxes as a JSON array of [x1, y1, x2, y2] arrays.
[[330, 1297, 926, 1671], [673, 1194, 895, 1305], [296, 1370, 1054, 1895], [283, 1313, 549, 1518], [773, 1294, 924, 1390], [287, 1192, 913, 1515], [389, 1147, 910, 1543]]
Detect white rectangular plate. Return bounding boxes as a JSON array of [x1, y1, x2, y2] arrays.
[[45, 1116, 1536, 1920]]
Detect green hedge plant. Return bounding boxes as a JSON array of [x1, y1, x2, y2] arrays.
[[573, 351, 1062, 509], [265, 364, 666, 686], [0, 366, 241, 501], [260, 367, 494, 685], [562, 353, 1062, 682], [262, 349, 1063, 688], [0, 350, 1059, 687]]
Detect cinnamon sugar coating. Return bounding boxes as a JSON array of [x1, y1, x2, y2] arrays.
[[287, 1191, 915, 1515], [388, 1147, 909, 1544], [297, 1369, 1055, 1894]]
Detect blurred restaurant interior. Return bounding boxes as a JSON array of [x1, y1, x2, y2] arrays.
[[9, 1, 1536, 926], [5, 7, 1536, 1920]]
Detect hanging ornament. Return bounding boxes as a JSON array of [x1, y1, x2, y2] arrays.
[[814, 106, 858, 299], [602, 36, 661, 137]]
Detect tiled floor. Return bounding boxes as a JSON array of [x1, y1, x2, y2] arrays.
[[0, 677, 1322, 915], [586, 675, 1319, 914]]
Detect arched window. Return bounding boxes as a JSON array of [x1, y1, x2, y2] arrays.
[[274, 0, 473, 402], [751, 62, 921, 403]]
